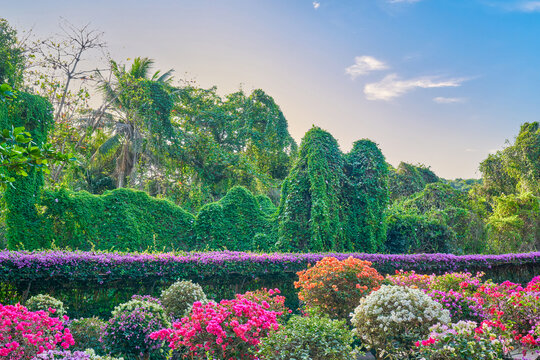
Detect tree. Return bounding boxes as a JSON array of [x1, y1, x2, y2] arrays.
[[0, 18, 25, 87], [96, 57, 175, 188]]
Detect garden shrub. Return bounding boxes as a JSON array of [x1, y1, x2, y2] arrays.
[[295, 256, 383, 320], [350, 285, 450, 360], [0, 303, 74, 359], [151, 293, 282, 360], [257, 311, 354, 360], [386, 270, 433, 290], [41, 188, 196, 251], [101, 298, 170, 360], [414, 321, 507, 360], [34, 349, 124, 360], [159, 280, 207, 320], [25, 294, 66, 319], [242, 288, 290, 320], [68, 317, 106, 354], [428, 271, 484, 294], [427, 289, 485, 323]]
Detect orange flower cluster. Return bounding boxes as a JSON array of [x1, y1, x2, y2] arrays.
[[294, 256, 383, 320]]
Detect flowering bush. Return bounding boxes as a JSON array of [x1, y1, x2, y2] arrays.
[[257, 311, 353, 360], [151, 292, 282, 360], [0, 303, 74, 359], [131, 295, 162, 305], [160, 280, 207, 320], [350, 285, 450, 360], [101, 298, 170, 360], [34, 349, 124, 360], [295, 256, 383, 320], [386, 270, 433, 290], [427, 289, 485, 323], [25, 294, 66, 319], [242, 288, 290, 319], [68, 317, 106, 353], [414, 321, 507, 360], [428, 271, 484, 294]]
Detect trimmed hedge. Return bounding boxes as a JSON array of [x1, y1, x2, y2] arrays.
[[1, 250, 539, 318]]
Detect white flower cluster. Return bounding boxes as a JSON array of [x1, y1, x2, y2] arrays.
[[351, 285, 450, 356], [160, 280, 208, 319]]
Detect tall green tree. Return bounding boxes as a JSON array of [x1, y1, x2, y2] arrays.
[[96, 57, 176, 188]]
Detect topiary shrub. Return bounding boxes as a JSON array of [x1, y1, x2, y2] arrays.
[[257, 311, 354, 360], [68, 317, 106, 354], [160, 280, 207, 320], [351, 285, 450, 360], [101, 298, 170, 360], [25, 294, 66, 319], [295, 256, 383, 320]]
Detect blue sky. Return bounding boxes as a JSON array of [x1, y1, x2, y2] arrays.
[[4, 0, 540, 178]]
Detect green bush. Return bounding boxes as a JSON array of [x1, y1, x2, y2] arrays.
[[257, 311, 354, 360], [25, 294, 66, 318], [69, 317, 106, 354], [102, 298, 170, 360], [160, 280, 207, 319]]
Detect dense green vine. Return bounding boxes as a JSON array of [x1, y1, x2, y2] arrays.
[[2, 92, 54, 249], [195, 186, 275, 251], [41, 187, 195, 251]]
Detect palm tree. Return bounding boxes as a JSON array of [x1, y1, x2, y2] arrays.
[[95, 57, 176, 188]]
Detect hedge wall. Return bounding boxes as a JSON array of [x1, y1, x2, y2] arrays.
[[1, 250, 538, 318]]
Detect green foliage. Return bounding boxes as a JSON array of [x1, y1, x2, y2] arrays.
[[277, 127, 345, 251], [0, 18, 25, 87], [486, 192, 540, 253], [278, 129, 389, 252], [2, 92, 55, 249], [195, 186, 275, 250], [386, 183, 486, 254], [69, 317, 107, 354], [25, 294, 66, 318], [40, 187, 195, 251], [160, 280, 207, 319], [385, 209, 455, 254], [388, 162, 439, 202], [257, 311, 354, 360], [442, 178, 482, 193], [343, 139, 389, 252]]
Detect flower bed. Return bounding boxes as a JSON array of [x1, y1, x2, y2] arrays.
[[1, 250, 539, 318]]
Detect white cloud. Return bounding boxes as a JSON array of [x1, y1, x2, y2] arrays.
[[313, 1, 320, 9], [345, 56, 389, 79], [433, 97, 467, 104], [517, 1, 540, 12], [364, 74, 466, 101]]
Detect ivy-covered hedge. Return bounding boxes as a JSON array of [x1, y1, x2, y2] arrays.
[[1, 250, 538, 318], [41, 188, 196, 251]]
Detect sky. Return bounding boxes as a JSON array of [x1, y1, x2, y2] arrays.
[[3, 0, 540, 179]]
